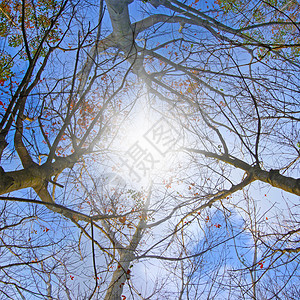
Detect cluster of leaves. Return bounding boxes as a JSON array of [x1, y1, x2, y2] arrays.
[[216, 0, 300, 58], [0, 52, 13, 83], [216, 0, 299, 16], [0, 0, 63, 81]]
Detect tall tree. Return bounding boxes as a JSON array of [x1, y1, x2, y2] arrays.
[[0, 0, 299, 299]]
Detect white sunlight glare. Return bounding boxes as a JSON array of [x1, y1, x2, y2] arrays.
[[107, 96, 186, 190]]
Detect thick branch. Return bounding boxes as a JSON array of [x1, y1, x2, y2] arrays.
[[184, 148, 300, 196], [0, 152, 82, 196]]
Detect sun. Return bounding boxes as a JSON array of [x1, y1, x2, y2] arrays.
[[106, 97, 186, 190]]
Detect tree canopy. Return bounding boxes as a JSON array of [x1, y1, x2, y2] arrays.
[[0, 0, 299, 299]]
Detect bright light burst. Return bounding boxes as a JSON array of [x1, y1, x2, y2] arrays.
[[106, 96, 186, 190]]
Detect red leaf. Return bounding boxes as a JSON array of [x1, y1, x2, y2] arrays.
[[119, 216, 126, 224]]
